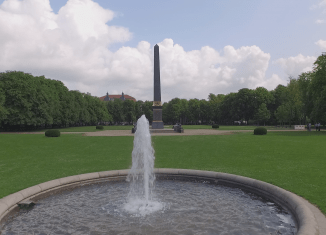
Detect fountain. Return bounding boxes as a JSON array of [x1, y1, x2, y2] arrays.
[[123, 115, 163, 216], [0, 114, 322, 234]]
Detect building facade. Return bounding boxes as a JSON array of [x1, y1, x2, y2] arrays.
[[99, 92, 136, 102]]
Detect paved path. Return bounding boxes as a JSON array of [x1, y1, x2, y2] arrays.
[[84, 129, 246, 136]]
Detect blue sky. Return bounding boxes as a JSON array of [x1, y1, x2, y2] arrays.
[[0, 0, 325, 102]]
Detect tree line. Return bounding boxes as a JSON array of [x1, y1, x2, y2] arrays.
[[0, 71, 111, 131], [0, 70, 156, 131], [0, 53, 325, 130]]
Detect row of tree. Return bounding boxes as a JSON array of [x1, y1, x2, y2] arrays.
[[0, 53, 325, 130], [0, 70, 157, 130], [0, 71, 112, 130]]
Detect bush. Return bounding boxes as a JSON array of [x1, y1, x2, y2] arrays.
[[212, 124, 219, 129], [96, 125, 104, 130], [254, 127, 267, 135], [45, 129, 60, 137]]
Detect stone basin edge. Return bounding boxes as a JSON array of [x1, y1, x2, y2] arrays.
[[0, 168, 320, 235]]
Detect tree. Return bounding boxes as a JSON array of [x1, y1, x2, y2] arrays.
[[286, 78, 304, 125], [179, 99, 189, 124], [135, 101, 143, 120], [0, 70, 113, 130], [123, 99, 136, 124], [274, 104, 290, 126], [254, 87, 274, 124], [0, 82, 8, 124], [199, 99, 211, 124], [297, 72, 313, 124], [219, 92, 238, 124], [254, 103, 270, 126], [311, 86, 326, 122], [71, 91, 90, 125], [188, 99, 200, 124], [112, 99, 125, 124], [269, 85, 288, 125], [106, 100, 114, 124], [254, 87, 274, 106], [165, 98, 182, 124], [142, 101, 153, 123], [236, 88, 255, 123], [309, 53, 326, 122], [209, 94, 225, 124], [0, 71, 36, 129]]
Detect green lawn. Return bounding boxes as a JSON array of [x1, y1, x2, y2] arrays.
[[0, 131, 325, 215], [6, 125, 135, 132]]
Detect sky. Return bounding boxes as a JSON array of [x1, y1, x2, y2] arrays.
[[0, 0, 326, 102]]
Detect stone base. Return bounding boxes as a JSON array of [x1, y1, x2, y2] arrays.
[[152, 121, 164, 129]]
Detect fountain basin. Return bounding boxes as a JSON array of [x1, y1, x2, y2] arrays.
[[0, 169, 321, 234]]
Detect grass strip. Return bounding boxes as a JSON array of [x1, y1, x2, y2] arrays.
[[1, 125, 305, 132]]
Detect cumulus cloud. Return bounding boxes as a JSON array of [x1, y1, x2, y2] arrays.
[[156, 40, 272, 100], [315, 39, 326, 50], [310, 0, 326, 10], [0, 0, 283, 102], [256, 74, 287, 90], [273, 54, 317, 78], [0, 0, 131, 67], [311, 0, 326, 23]]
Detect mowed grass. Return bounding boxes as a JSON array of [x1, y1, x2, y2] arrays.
[[6, 125, 135, 132], [1, 131, 325, 215], [0, 134, 134, 197]]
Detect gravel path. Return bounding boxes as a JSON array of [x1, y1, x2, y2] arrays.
[[83, 129, 244, 136], [0, 129, 309, 136]]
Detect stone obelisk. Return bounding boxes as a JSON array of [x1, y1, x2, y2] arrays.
[[152, 44, 164, 129]]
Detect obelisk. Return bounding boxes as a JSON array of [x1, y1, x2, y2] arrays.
[[152, 44, 164, 129]]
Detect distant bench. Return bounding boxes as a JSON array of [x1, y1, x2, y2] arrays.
[[294, 125, 305, 130]]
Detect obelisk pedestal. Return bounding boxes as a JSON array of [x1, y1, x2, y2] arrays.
[[152, 44, 164, 129]]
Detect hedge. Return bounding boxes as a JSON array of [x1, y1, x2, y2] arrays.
[[96, 125, 104, 130], [45, 130, 61, 137], [254, 127, 267, 135]]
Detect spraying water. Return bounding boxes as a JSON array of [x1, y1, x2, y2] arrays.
[[123, 115, 163, 216]]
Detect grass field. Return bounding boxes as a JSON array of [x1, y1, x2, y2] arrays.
[[0, 131, 325, 215], [12, 125, 135, 132]]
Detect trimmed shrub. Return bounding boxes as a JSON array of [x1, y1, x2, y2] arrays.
[[45, 129, 60, 137], [254, 127, 267, 135], [212, 124, 219, 129], [96, 125, 104, 130]]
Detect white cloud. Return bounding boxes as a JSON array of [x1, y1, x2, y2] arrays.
[[315, 39, 326, 50], [273, 54, 316, 78], [310, 0, 326, 10], [311, 0, 326, 23], [143, 40, 272, 101], [256, 74, 287, 90], [316, 19, 326, 23], [0, 0, 284, 102]]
